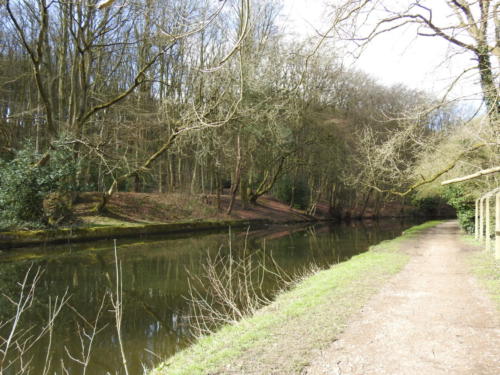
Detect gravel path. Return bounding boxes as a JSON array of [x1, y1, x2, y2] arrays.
[[305, 221, 500, 375]]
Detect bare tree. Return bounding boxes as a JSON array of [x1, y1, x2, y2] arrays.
[[327, 0, 499, 123]]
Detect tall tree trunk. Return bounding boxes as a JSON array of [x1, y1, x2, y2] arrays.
[[134, 174, 140, 193], [177, 157, 182, 190], [476, 47, 499, 122], [158, 159, 163, 193], [240, 176, 249, 209], [216, 169, 221, 213], [359, 188, 373, 218], [227, 135, 242, 215], [328, 183, 335, 216], [289, 166, 298, 208], [169, 156, 175, 191], [248, 155, 286, 204], [190, 159, 198, 195]]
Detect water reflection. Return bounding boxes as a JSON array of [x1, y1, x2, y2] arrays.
[[0, 219, 420, 374]]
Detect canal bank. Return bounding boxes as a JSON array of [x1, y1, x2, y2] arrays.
[[150, 221, 444, 375], [0, 218, 276, 249], [0, 193, 327, 249], [1, 191, 445, 250]]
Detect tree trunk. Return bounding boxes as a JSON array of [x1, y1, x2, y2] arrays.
[[169, 156, 175, 191], [190, 159, 197, 195], [216, 170, 221, 213], [476, 47, 499, 122], [240, 176, 249, 209], [328, 183, 337, 217], [248, 155, 286, 204], [134, 174, 140, 193], [178, 157, 183, 190], [158, 159, 163, 193], [227, 135, 242, 215], [359, 188, 373, 218], [289, 166, 298, 208]]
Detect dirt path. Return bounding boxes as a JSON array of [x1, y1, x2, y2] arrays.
[[306, 221, 500, 375]]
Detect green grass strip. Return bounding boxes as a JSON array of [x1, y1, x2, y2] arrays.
[[150, 220, 444, 375], [464, 235, 500, 311]]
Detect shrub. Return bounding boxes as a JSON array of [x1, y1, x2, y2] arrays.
[[274, 175, 310, 209], [411, 196, 442, 216], [441, 185, 475, 233], [0, 144, 78, 229]]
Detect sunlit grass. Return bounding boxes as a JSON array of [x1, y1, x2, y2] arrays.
[[402, 220, 444, 235], [464, 235, 500, 311]]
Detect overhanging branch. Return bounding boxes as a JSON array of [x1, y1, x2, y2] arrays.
[[369, 143, 490, 196], [441, 166, 500, 185]]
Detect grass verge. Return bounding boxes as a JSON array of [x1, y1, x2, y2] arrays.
[[150, 220, 443, 375], [463, 235, 500, 311]]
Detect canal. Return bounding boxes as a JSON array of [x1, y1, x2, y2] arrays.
[[0, 219, 420, 374]]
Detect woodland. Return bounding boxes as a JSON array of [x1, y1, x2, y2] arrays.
[[0, 0, 498, 231]]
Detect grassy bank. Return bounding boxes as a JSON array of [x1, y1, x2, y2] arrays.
[[150, 221, 443, 375], [463, 236, 500, 311]]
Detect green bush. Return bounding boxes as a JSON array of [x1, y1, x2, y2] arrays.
[[442, 185, 475, 233], [0, 144, 78, 229], [411, 196, 445, 216], [274, 175, 310, 209]]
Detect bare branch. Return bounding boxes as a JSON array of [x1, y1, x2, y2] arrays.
[[441, 165, 500, 185], [369, 142, 492, 196]]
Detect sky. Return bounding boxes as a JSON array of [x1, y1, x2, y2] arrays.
[[280, 0, 483, 106]]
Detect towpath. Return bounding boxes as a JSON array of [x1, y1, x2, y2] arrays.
[[306, 221, 500, 375]]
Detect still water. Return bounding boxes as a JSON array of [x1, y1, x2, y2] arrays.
[[0, 220, 420, 374]]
